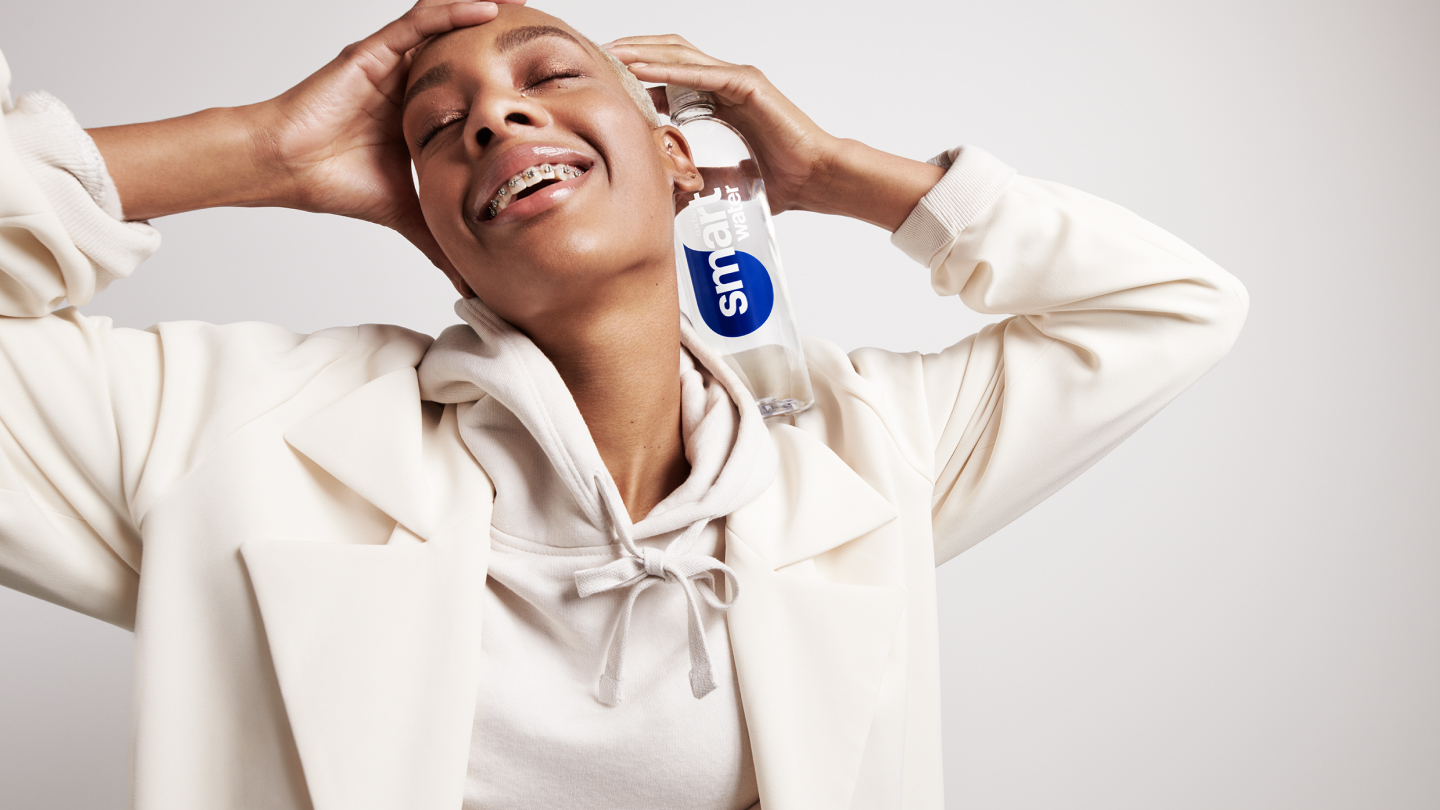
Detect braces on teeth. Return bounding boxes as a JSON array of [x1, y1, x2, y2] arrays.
[[487, 163, 585, 219]]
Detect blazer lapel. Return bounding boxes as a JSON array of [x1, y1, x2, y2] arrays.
[[241, 368, 493, 810], [241, 371, 907, 810], [726, 424, 908, 810]]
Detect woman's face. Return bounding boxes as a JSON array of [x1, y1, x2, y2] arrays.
[[403, 6, 695, 328]]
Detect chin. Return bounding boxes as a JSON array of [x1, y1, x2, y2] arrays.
[[463, 249, 669, 328]]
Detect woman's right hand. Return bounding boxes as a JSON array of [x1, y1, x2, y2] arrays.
[[252, 0, 521, 274], [90, 0, 519, 280]]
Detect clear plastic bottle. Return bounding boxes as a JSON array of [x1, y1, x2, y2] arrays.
[[668, 86, 813, 419]]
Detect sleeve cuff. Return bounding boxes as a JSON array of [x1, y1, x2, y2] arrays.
[[890, 145, 1016, 269], [5, 91, 160, 303]]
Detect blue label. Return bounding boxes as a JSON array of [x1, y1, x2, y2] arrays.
[[683, 246, 775, 338]]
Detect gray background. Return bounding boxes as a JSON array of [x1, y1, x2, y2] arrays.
[[2, 0, 1437, 806]]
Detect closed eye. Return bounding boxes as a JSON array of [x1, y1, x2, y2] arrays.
[[415, 66, 586, 150], [417, 113, 464, 149], [526, 69, 585, 91]]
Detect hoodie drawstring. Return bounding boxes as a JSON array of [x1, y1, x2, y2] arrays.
[[574, 475, 739, 706]]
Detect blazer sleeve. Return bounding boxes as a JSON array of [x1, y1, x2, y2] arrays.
[[0, 53, 427, 628], [845, 146, 1250, 565], [0, 50, 168, 627]]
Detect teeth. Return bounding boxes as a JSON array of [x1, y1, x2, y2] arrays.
[[486, 164, 585, 220]]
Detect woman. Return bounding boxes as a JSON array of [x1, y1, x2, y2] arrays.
[[0, 1, 1248, 808]]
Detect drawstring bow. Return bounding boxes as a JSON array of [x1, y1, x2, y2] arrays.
[[573, 475, 739, 706]]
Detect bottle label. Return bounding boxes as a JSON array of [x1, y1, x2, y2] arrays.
[[676, 165, 775, 338]]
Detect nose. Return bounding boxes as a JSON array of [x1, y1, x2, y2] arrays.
[[464, 87, 553, 155]]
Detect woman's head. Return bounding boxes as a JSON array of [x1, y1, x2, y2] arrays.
[[402, 5, 701, 334]]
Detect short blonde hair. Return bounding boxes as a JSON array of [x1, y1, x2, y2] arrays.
[[586, 36, 662, 128]]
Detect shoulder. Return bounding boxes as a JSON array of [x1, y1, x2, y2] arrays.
[[791, 334, 935, 482], [123, 320, 436, 513], [145, 319, 432, 377], [127, 318, 434, 457]]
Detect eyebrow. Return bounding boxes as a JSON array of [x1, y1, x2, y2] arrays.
[[403, 26, 590, 114], [403, 63, 453, 113], [496, 25, 586, 55]]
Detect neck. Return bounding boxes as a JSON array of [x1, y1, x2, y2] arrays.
[[520, 279, 689, 524]]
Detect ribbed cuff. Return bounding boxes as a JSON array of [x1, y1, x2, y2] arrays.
[[8, 92, 123, 218], [6, 91, 161, 301], [891, 145, 1016, 269]]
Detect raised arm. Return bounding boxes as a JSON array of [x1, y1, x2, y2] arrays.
[[0, 1, 517, 624], [86, 0, 522, 285], [606, 38, 1248, 565]]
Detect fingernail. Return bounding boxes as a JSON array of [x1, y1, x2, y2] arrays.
[[629, 61, 648, 68]]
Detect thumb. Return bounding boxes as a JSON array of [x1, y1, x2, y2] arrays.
[[389, 198, 474, 298]]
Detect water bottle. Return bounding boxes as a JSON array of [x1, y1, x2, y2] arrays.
[[668, 85, 813, 419]]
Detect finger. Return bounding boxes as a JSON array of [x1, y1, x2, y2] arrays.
[[397, 0, 521, 64], [348, 1, 502, 85], [388, 195, 459, 279], [605, 41, 729, 68], [623, 62, 766, 107], [413, 0, 522, 7], [372, 46, 416, 102], [397, 219, 450, 274], [371, 1, 501, 56], [603, 34, 700, 51]]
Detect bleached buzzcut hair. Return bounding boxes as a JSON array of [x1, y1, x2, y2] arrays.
[[584, 35, 662, 128]]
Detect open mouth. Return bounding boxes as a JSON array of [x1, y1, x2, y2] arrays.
[[484, 163, 588, 221]]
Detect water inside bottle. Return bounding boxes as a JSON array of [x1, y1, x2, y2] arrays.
[[722, 343, 810, 418]]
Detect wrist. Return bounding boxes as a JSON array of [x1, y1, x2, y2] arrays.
[[87, 104, 294, 220], [789, 135, 851, 217], [236, 99, 305, 209], [797, 138, 945, 232]]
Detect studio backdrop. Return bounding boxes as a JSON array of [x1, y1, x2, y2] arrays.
[[2, 0, 1437, 807]]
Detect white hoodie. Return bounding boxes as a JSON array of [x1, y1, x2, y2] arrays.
[[419, 298, 776, 810]]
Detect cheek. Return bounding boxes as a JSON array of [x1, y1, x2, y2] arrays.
[[416, 162, 472, 252], [596, 124, 678, 219]]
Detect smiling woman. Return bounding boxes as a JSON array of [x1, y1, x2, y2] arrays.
[[0, 1, 1248, 808]]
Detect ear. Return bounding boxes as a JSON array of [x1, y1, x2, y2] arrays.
[[655, 125, 704, 195]]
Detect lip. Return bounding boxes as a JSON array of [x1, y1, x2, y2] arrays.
[[470, 143, 596, 225]]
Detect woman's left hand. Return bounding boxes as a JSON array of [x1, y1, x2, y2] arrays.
[[603, 36, 843, 216]]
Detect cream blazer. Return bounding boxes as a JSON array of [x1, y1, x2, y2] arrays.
[[0, 53, 1248, 810]]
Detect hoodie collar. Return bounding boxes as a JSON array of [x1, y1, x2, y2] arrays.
[[416, 297, 776, 548], [259, 300, 903, 809]]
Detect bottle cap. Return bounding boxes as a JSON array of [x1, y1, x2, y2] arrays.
[[665, 85, 716, 123]]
